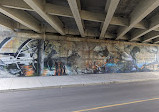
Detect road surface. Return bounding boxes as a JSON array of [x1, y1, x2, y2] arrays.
[[0, 80, 159, 112]]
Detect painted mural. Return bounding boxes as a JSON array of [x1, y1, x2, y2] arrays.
[[0, 37, 38, 77], [0, 36, 159, 77]]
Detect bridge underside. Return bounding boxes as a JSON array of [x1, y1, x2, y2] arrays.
[[1, 0, 159, 44]]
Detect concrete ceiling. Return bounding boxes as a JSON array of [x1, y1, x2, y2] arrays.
[[1, 0, 159, 44]]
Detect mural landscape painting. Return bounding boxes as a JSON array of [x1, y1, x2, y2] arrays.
[[0, 37, 159, 77]]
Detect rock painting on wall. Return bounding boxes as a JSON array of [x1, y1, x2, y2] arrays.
[[0, 37, 159, 77]]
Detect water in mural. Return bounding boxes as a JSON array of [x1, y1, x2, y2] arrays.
[[0, 37, 159, 77]]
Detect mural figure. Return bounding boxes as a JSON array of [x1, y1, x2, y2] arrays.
[[93, 46, 109, 57], [114, 45, 141, 72], [54, 62, 66, 76]]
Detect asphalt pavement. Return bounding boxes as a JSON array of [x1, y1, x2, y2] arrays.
[[0, 80, 159, 112]]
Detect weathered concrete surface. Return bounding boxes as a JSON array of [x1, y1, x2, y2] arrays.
[[37, 39, 44, 75], [0, 72, 159, 91]]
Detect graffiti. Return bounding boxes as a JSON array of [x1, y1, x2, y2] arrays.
[[54, 62, 66, 76], [0, 37, 38, 76], [0, 37, 159, 77], [44, 51, 81, 76], [93, 46, 109, 57], [22, 65, 35, 76]]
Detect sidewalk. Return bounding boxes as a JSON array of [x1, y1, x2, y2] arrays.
[[0, 72, 159, 91]]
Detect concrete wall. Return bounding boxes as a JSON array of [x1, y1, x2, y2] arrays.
[[0, 36, 159, 77]]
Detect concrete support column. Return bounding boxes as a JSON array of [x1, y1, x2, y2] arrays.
[[37, 39, 44, 75]]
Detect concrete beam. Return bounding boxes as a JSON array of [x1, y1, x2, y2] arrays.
[[0, 14, 15, 30], [15, 24, 58, 33], [0, 0, 149, 30], [153, 37, 159, 43], [100, 0, 120, 38], [0, 0, 32, 11], [15, 32, 153, 47], [81, 11, 147, 30], [67, 0, 85, 37], [23, 0, 65, 35], [155, 28, 159, 31], [116, 0, 159, 40], [15, 30, 96, 38], [135, 20, 148, 30], [2, 0, 159, 39], [130, 14, 159, 41], [45, 3, 73, 17], [16, 23, 127, 39], [0, 6, 41, 32], [15, 32, 129, 42], [141, 31, 159, 42], [15, 28, 130, 40]]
